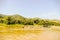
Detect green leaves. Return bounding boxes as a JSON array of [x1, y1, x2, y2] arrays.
[[0, 14, 60, 27]]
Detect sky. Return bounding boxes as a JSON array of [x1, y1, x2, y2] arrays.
[[0, 0, 60, 19]]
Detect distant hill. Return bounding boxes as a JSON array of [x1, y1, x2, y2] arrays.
[[0, 14, 60, 27]]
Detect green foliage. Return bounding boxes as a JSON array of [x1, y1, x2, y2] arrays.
[[42, 20, 51, 27], [24, 19, 34, 25], [0, 19, 4, 23], [0, 14, 60, 27], [33, 18, 40, 24], [6, 16, 16, 25]]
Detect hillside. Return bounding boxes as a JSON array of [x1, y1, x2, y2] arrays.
[[0, 14, 60, 27]]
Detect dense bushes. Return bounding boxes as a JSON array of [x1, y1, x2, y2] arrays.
[[0, 14, 60, 27]]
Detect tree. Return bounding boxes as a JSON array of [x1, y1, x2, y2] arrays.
[[24, 19, 34, 25], [42, 20, 52, 28], [0, 14, 60, 26], [0, 19, 4, 23], [6, 16, 16, 25]]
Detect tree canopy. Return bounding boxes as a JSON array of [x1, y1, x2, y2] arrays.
[[0, 14, 60, 27]]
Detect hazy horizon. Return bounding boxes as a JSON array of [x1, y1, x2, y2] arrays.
[[0, 0, 60, 19]]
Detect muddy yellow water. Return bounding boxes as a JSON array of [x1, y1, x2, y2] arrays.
[[0, 30, 60, 40]]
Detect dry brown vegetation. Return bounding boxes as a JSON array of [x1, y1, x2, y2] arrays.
[[0, 26, 60, 40]]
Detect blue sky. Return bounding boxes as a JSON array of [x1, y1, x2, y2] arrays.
[[0, 0, 60, 19]]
